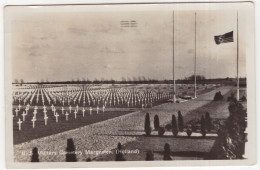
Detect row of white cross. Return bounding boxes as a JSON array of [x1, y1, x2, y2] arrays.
[[16, 104, 107, 131], [13, 86, 172, 108]]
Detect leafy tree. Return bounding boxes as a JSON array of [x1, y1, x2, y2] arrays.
[[201, 115, 206, 137], [178, 111, 184, 132], [226, 101, 247, 158], [206, 100, 247, 159], [186, 75, 205, 81], [154, 114, 160, 130], [172, 115, 178, 137], [163, 143, 172, 160], [144, 113, 151, 136]]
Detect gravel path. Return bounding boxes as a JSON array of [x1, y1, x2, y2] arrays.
[[13, 86, 232, 162]]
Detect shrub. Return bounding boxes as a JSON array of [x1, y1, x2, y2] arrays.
[[226, 101, 247, 158], [240, 96, 247, 102], [66, 138, 77, 162], [214, 91, 224, 101], [186, 124, 192, 137], [86, 158, 92, 162], [205, 112, 212, 132], [144, 113, 151, 136], [163, 143, 172, 160], [153, 115, 160, 130], [158, 127, 165, 136], [165, 123, 172, 131], [201, 116, 206, 137], [31, 147, 39, 162], [227, 92, 236, 102], [115, 142, 125, 161], [145, 151, 154, 161], [206, 100, 247, 159], [191, 124, 197, 132], [172, 115, 178, 137], [178, 111, 184, 132]]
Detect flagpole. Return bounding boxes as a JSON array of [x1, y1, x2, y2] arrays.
[[236, 10, 239, 101], [194, 12, 197, 99], [173, 11, 176, 103]]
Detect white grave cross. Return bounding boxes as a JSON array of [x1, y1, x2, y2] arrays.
[[74, 110, 77, 119], [15, 108, 19, 116], [54, 113, 59, 123], [31, 117, 36, 128], [82, 108, 85, 117], [44, 115, 48, 125], [22, 111, 26, 121], [17, 118, 22, 131], [61, 107, 64, 114], [65, 112, 69, 121], [89, 107, 92, 115]]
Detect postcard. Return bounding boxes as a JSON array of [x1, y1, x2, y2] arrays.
[[4, 2, 256, 168]]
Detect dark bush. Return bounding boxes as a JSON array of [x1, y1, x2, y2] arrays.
[[172, 115, 178, 137], [31, 147, 39, 162], [115, 142, 125, 161], [227, 92, 236, 102], [191, 124, 197, 132], [178, 111, 184, 132], [154, 114, 160, 130], [240, 96, 247, 102], [165, 123, 172, 131], [144, 113, 151, 136], [214, 91, 224, 101], [201, 116, 206, 137], [163, 143, 172, 160], [158, 127, 165, 136], [186, 124, 192, 137], [206, 100, 247, 159], [145, 151, 154, 161], [66, 138, 77, 162], [205, 112, 212, 132], [86, 158, 92, 162]]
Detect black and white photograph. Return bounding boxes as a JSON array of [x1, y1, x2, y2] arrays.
[[4, 2, 256, 168]]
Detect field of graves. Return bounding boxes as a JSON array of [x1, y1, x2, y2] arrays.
[[12, 83, 218, 144], [13, 84, 234, 162]]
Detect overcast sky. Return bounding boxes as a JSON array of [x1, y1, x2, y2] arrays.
[[7, 5, 250, 82]]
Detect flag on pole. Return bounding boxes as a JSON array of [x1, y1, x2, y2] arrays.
[[214, 31, 234, 45]]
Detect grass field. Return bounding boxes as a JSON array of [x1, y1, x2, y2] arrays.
[[12, 83, 217, 144], [13, 110, 133, 144]]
